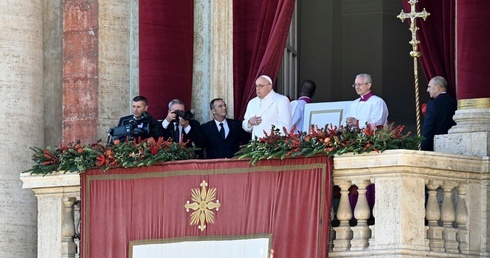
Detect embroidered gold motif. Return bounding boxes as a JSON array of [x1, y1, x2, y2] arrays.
[[184, 180, 221, 231]]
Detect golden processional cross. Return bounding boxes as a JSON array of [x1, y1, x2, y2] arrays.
[[397, 0, 430, 138]]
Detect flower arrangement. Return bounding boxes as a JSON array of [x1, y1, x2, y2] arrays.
[[24, 137, 198, 175], [24, 123, 421, 175], [235, 123, 422, 165]]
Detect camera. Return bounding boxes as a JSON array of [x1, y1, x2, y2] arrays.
[[173, 110, 194, 122], [108, 112, 153, 143]]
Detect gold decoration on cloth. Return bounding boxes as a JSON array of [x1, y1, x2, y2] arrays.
[[458, 98, 490, 109], [184, 180, 221, 231], [397, 0, 430, 138]]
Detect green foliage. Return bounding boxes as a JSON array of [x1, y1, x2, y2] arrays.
[[24, 138, 198, 175], [235, 123, 422, 165]]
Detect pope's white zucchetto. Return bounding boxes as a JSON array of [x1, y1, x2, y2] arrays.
[[258, 75, 273, 85]]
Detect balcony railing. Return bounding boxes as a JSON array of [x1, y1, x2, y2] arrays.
[[21, 150, 490, 258], [330, 149, 490, 257]]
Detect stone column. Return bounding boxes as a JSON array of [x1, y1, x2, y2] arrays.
[[210, 0, 234, 118], [0, 0, 42, 257], [98, 0, 134, 140], [434, 2, 490, 156], [192, 0, 234, 122], [62, 0, 99, 144], [43, 0, 64, 147]]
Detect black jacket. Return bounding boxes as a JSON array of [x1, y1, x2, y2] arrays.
[[201, 118, 250, 159], [421, 93, 457, 151], [163, 119, 204, 157]]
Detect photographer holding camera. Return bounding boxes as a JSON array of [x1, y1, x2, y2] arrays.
[[162, 99, 204, 157], [110, 96, 163, 142]]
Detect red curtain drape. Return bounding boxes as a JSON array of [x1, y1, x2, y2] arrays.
[[456, 0, 490, 100], [81, 157, 331, 258], [233, 0, 296, 119], [402, 0, 456, 98], [139, 0, 194, 119]]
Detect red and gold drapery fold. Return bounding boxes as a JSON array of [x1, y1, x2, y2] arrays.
[[81, 156, 332, 258]]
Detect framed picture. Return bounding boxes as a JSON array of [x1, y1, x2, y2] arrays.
[[302, 101, 351, 132]]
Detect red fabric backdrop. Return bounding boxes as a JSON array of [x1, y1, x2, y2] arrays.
[[139, 0, 194, 119], [233, 0, 296, 119], [456, 0, 490, 100], [402, 0, 456, 98], [81, 157, 332, 258]]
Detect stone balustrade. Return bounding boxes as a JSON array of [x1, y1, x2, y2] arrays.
[[330, 149, 490, 257], [20, 150, 490, 258], [20, 172, 80, 258]]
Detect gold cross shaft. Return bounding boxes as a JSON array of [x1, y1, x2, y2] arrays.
[[397, 0, 430, 140]]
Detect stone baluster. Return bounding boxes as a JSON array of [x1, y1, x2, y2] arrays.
[[73, 200, 81, 258], [426, 180, 444, 251], [368, 182, 375, 248], [329, 205, 335, 251], [441, 181, 459, 253], [455, 183, 469, 254], [62, 197, 77, 258], [350, 179, 372, 251], [332, 180, 353, 251]]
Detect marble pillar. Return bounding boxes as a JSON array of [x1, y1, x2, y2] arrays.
[[192, 0, 234, 122], [98, 0, 134, 140], [0, 0, 42, 256], [62, 0, 99, 144]]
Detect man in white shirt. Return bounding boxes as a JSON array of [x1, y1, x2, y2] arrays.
[[242, 75, 292, 139], [290, 79, 316, 132], [345, 73, 389, 129]]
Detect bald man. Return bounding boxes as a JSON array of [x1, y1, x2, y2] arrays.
[[421, 76, 457, 151], [242, 75, 292, 139]]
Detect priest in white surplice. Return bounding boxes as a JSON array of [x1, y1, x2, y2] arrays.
[[345, 73, 389, 129], [242, 75, 292, 139]]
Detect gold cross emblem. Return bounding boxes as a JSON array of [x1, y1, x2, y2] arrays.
[[397, 0, 430, 58], [184, 180, 221, 231]]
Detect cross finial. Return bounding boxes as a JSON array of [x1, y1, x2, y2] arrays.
[[397, 0, 430, 58]]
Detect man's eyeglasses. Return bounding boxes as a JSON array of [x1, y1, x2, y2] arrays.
[[255, 84, 271, 89], [352, 82, 370, 88]]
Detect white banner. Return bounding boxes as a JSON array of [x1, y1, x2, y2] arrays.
[[131, 237, 270, 258]]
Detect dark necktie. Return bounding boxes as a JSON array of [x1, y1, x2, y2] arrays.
[[219, 123, 225, 140], [173, 123, 180, 142]]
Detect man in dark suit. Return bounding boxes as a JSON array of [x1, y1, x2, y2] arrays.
[[161, 99, 204, 157], [202, 98, 250, 158], [421, 76, 457, 151], [112, 96, 163, 142]]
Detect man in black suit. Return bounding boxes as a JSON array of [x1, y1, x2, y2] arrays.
[[202, 98, 250, 158], [161, 99, 204, 157], [113, 96, 164, 142], [421, 76, 457, 151]]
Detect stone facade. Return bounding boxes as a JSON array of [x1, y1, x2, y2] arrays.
[[0, 0, 43, 257], [5, 0, 490, 257]]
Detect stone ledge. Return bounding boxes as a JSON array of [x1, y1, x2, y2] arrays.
[[435, 132, 490, 157], [333, 149, 488, 174], [20, 172, 80, 189]]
